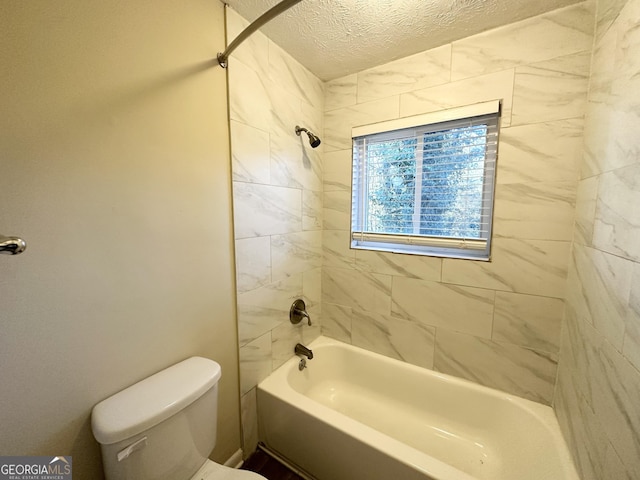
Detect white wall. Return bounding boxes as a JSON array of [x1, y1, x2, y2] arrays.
[[0, 1, 240, 477]]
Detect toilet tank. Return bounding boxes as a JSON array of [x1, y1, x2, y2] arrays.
[[92, 357, 222, 480]]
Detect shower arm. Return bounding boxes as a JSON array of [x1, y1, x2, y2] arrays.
[[217, 0, 304, 68]]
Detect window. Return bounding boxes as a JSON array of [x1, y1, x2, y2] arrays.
[[351, 101, 500, 260]]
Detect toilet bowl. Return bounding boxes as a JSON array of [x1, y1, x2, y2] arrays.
[[91, 357, 266, 480], [193, 460, 265, 480]]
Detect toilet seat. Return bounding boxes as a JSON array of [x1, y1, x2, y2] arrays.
[[190, 460, 267, 480]]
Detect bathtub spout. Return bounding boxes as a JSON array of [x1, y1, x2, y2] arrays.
[[294, 343, 313, 360]]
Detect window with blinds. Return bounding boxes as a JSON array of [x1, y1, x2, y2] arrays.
[[351, 101, 501, 260]]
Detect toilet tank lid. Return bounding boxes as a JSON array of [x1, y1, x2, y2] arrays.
[[91, 357, 221, 445]]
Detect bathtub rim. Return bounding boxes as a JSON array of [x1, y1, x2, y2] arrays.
[[258, 335, 579, 480]]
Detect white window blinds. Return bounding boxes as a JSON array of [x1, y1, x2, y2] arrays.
[[351, 101, 501, 260]]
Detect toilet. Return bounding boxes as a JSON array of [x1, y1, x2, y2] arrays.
[[91, 357, 266, 480]]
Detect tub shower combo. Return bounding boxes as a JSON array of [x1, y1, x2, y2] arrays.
[[218, 1, 580, 479], [259, 337, 579, 480]]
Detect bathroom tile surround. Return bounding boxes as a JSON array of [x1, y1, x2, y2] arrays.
[[554, 0, 640, 478], [228, 2, 640, 477], [226, 8, 324, 454], [321, 2, 591, 406]]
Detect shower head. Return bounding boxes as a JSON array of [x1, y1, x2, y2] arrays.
[[295, 125, 321, 148]]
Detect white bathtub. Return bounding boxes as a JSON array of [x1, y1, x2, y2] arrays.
[[257, 336, 579, 480]]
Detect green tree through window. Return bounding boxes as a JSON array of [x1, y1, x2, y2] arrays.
[[351, 104, 499, 260], [363, 126, 487, 239]]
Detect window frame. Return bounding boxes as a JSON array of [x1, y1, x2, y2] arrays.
[[350, 100, 501, 261]]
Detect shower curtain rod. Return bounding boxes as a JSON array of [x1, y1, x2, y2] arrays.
[[217, 0, 304, 68]]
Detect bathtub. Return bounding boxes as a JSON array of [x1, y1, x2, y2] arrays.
[[257, 336, 579, 480]]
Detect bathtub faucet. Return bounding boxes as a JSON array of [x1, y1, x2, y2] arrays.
[[294, 343, 313, 360]]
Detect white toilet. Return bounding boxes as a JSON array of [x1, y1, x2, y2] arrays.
[[91, 357, 266, 480]]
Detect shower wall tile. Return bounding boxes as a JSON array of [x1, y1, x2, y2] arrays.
[[615, 0, 640, 81], [442, 238, 570, 298], [391, 277, 494, 339], [566, 245, 633, 352], [603, 446, 635, 480], [554, 362, 608, 480], [302, 190, 322, 231], [319, 4, 593, 413], [324, 96, 400, 152], [590, 341, 640, 474], [496, 119, 583, 185], [624, 309, 640, 374], [271, 321, 303, 370], [239, 333, 272, 396], [399, 69, 515, 126], [581, 100, 639, 178], [351, 309, 435, 369], [230, 120, 271, 184], [560, 264, 640, 480], [226, 8, 269, 79], [356, 45, 451, 103], [228, 58, 272, 133], [450, 3, 593, 80], [434, 329, 558, 404], [237, 274, 303, 346], [323, 190, 351, 230], [302, 322, 322, 346], [596, 0, 629, 40], [623, 264, 640, 371], [269, 42, 324, 109], [268, 82, 305, 141], [271, 231, 322, 282], [235, 236, 271, 294], [588, 24, 616, 106], [355, 250, 441, 282], [233, 182, 301, 239], [300, 96, 324, 138], [556, 3, 640, 469], [573, 176, 599, 246], [511, 51, 590, 126], [227, 8, 326, 456], [561, 303, 604, 407], [324, 74, 357, 112], [492, 181, 576, 241], [593, 163, 640, 262], [323, 230, 355, 269], [240, 389, 259, 457], [321, 302, 352, 343], [552, 375, 581, 476], [303, 267, 322, 311], [564, 248, 595, 340], [323, 149, 352, 192], [322, 266, 392, 315], [493, 292, 563, 353], [593, 98, 640, 173], [271, 321, 320, 370], [270, 134, 322, 191]]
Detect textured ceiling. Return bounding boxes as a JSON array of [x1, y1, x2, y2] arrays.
[[222, 0, 582, 81]]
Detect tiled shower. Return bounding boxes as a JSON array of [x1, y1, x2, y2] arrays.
[[227, 0, 640, 477]]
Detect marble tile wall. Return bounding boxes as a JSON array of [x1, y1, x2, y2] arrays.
[[321, 2, 593, 406], [554, 0, 640, 477], [225, 8, 324, 455], [228, 3, 640, 476]]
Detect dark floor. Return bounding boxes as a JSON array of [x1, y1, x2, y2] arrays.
[[241, 449, 305, 480]]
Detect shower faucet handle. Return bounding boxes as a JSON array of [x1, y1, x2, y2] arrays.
[[290, 299, 312, 326]]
